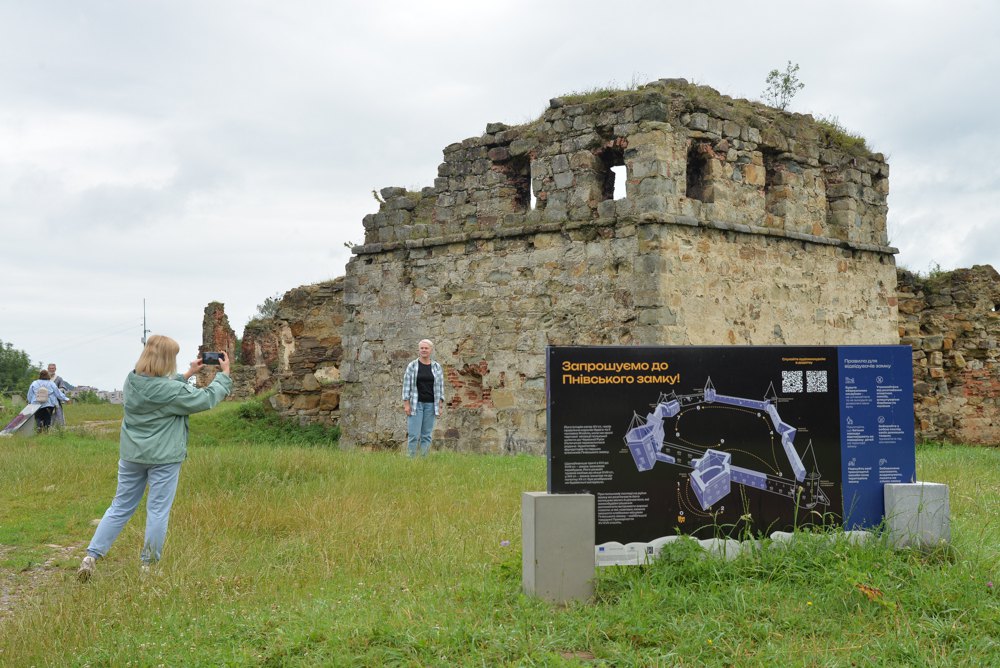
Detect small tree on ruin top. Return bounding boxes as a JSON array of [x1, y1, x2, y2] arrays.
[[763, 61, 804, 111]]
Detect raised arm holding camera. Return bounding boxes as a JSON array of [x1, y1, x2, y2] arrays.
[[77, 335, 232, 581]]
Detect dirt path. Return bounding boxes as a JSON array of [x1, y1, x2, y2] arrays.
[[72, 420, 121, 437], [0, 543, 83, 626], [0, 422, 116, 625]]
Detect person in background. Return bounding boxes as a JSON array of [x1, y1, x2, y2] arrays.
[[47, 363, 67, 427], [26, 369, 69, 432], [76, 335, 232, 581], [401, 339, 445, 456], [47, 363, 65, 389]]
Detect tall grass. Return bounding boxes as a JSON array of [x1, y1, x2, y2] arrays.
[[0, 403, 997, 666]]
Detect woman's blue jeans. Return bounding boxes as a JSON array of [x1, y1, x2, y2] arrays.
[[87, 459, 182, 564], [407, 402, 436, 456]]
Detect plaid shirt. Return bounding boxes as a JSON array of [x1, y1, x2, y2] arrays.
[[402, 359, 444, 416]]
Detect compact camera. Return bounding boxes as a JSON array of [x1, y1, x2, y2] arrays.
[[202, 352, 225, 365]]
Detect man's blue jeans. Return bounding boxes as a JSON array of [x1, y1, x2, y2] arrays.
[[407, 402, 436, 456], [87, 459, 182, 564]]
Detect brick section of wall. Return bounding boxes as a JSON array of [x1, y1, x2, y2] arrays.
[[197, 301, 238, 390], [897, 265, 1000, 445]]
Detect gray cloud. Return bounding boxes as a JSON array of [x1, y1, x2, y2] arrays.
[[1, 0, 998, 390]]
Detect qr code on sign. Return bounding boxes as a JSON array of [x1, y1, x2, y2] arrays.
[[782, 370, 803, 393], [806, 370, 828, 393]]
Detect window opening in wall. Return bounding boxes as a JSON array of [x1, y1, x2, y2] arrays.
[[505, 154, 532, 212], [530, 162, 537, 210], [763, 150, 779, 195], [597, 143, 627, 202], [762, 148, 784, 224], [686, 142, 714, 202], [611, 165, 627, 200]]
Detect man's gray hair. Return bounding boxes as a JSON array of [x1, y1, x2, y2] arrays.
[[418, 339, 434, 348]]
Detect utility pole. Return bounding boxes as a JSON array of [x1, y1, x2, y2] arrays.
[[142, 299, 151, 346]]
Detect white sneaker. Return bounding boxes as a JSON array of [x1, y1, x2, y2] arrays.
[[77, 555, 96, 582]]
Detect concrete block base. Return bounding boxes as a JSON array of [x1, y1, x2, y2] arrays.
[[522, 492, 595, 604], [884, 482, 950, 549]]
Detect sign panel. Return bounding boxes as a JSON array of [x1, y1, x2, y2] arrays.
[[546, 346, 915, 554]]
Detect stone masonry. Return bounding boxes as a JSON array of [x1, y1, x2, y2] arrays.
[[328, 78, 899, 453], [247, 280, 346, 424], [210, 74, 1000, 450], [897, 265, 1000, 445], [219, 263, 1000, 447]]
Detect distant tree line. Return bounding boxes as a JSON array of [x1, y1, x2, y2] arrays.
[[0, 339, 36, 395]]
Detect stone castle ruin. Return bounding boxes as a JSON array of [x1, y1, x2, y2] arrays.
[[203, 79, 998, 450], [897, 265, 1000, 445]]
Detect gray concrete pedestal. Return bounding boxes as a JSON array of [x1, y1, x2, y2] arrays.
[[521, 492, 595, 604], [884, 482, 950, 549]]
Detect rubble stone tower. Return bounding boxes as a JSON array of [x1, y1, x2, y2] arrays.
[[335, 79, 897, 453]]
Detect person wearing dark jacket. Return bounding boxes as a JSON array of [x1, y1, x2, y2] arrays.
[[77, 335, 232, 581]]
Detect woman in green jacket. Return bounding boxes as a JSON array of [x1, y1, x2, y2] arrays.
[[77, 335, 232, 581]]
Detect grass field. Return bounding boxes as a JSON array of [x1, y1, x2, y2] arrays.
[[0, 400, 997, 666]]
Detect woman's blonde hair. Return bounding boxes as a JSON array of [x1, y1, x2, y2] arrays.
[[135, 334, 180, 377]]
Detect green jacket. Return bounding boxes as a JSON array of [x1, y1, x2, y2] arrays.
[[119, 371, 232, 464]]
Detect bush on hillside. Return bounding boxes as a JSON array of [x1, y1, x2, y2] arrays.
[[72, 390, 107, 405], [225, 394, 341, 446]]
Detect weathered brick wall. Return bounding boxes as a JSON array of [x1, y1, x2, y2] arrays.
[[336, 79, 899, 454], [897, 265, 1000, 444], [197, 301, 238, 390]]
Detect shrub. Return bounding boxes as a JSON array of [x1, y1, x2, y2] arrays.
[[72, 390, 107, 405]]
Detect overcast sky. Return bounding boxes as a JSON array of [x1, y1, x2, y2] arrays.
[[2, 0, 998, 392]]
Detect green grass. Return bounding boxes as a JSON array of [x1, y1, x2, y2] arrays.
[[1, 404, 997, 666], [815, 115, 870, 156], [556, 75, 645, 106]]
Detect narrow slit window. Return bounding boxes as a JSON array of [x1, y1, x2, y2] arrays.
[[530, 162, 537, 210], [505, 155, 532, 213], [686, 142, 713, 202], [598, 145, 626, 202], [611, 165, 627, 200]]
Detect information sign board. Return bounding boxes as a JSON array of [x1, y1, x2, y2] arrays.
[[546, 346, 915, 554]]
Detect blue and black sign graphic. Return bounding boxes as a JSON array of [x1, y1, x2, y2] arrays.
[[546, 346, 915, 544]]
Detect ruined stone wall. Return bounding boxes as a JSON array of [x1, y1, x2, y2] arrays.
[[897, 265, 1000, 445], [220, 81, 1000, 449], [264, 279, 345, 425], [362, 81, 888, 250], [197, 301, 238, 390], [227, 262, 1000, 449], [207, 281, 344, 418], [339, 228, 896, 453], [335, 79, 899, 454], [229, 318, 284, 400]]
